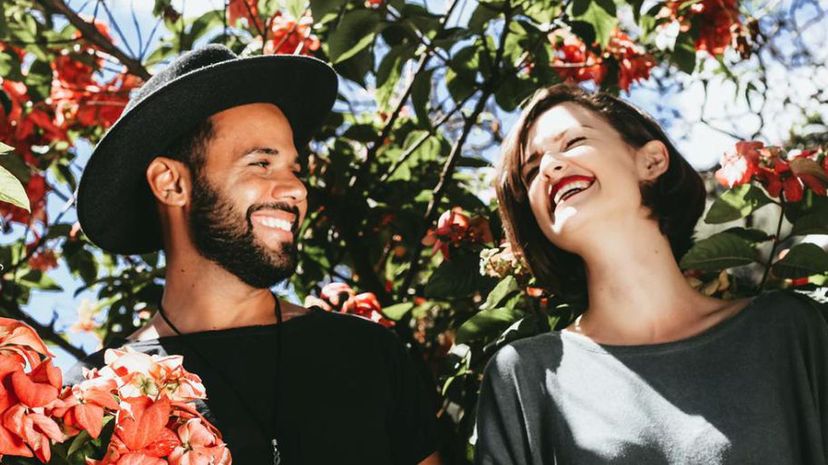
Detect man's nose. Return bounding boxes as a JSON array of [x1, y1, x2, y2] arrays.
[[271, 173, 307, 203]]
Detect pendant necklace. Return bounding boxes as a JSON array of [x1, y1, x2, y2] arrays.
[[157, 295, 283, 465]]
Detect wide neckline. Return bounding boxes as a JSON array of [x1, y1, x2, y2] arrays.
[[558, 293, 765, 356]]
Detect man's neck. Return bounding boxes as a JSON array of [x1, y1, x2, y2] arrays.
[[128, 252, 305, 341]]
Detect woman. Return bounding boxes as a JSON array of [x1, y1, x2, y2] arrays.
[[475, 84, 828, 464]]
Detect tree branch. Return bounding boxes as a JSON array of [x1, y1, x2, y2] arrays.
[[399, 1, 514, 297], [36, 0, 151, 80], [1, 297, 88, 361]]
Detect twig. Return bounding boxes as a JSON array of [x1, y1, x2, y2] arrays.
[[36, 0, 151, 80]]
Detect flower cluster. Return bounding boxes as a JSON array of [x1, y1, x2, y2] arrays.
[[305, 282, 395, 328], [226, 1, 320, 56], [479, 242, 529, 279], [0, 20, 139, 228], [548, 29, 655, 92], [0, 318, 231, 464], [0, 318, 64, 462], [715, 141, 828, 202], [666, 0, 741, 56], [422, 207, 493, 260]]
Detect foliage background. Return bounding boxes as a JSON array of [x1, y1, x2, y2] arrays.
[[1, 0, 827, 462]]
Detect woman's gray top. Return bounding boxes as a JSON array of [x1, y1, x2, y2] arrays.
[[475, 291, 828, 464]]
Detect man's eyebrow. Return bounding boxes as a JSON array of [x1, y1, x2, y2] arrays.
[[243, 147, 280, 156]]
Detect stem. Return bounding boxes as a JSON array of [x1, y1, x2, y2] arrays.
[[760, 202, 786, 290], [37, 0, 151, 80]]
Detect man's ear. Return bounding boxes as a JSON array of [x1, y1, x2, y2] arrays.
[[636, 140, 669, 182], [146, 156, 191, 207]]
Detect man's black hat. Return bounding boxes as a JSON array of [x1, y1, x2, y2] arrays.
[[77, 45, 338, 255]]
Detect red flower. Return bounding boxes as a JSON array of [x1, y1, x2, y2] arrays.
[[10, 358, 61, 408], [264, 11, 321, 56], [227, 0, 262, 29], [2, 404, 65, 462], [54, 376, 119, 439], [314, 283, 395, 327], [715, 141, 763, 188]]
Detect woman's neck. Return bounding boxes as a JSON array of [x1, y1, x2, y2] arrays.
[[567, 222, 735, 345]]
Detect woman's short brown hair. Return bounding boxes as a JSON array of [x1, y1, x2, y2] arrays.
[[496, 84, 706, 305]]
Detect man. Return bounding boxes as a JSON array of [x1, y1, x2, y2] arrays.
[[67, 45, 440, 465]]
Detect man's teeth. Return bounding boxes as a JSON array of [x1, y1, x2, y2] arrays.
[[554, 180, 592, 205], [255, 217, 292, 232]]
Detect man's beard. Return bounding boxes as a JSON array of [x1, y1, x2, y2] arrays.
[[188, 174, 298, 289]]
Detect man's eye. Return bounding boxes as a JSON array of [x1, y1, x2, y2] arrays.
[[251, 160, 269, 168], [565, 136, 586, 149]]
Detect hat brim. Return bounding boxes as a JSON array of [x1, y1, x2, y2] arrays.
[[77, 54, 337, 255]]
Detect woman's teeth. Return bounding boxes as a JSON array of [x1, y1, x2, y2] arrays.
[[553, 180, 593, 205], [255, 217, 292, 232]]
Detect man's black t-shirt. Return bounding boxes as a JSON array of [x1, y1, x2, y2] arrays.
[[65, 308, 438, 465]]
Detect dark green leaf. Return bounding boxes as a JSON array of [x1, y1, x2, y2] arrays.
[[425, 252, 488, 298], [772, 243, 828, 278], [791, 213, 828, 236], [679, 232, 757, 271], [309, 0, 347, 22], [704, 184, 772, 224], [720, 227, 771, 243], [671, 32, 697, 74], [456, 306, 524, 344], [570, 0, 618, 47], [411, 68, 434, 127], [382, 302, 414, 321], [479, 276, 519, 310], [328, 10, 381, 64]]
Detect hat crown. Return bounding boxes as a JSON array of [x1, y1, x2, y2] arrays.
[[126, 45, 238, 113]]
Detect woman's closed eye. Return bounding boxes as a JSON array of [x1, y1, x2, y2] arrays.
[[564, 136, 586, 150]]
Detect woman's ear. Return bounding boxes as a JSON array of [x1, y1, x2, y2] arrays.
[[636, 140, 669, 182], [146, 157, 191, 207]]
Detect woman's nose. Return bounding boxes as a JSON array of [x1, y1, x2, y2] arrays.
[[539, 152, 566, 181]]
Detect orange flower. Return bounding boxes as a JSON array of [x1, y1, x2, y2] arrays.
[[116, 397, 174, 452], [169, 418, 232, 465], [54, 376, 119, 439], [264, 11, 321, 56], [227, 0, 262, 29], [10, 358, 61, 408], [2, 404, 65, 462], [0, 317, 53, 367]]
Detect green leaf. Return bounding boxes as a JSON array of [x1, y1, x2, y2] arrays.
[[679, 232, 757, 271], [382, 302, 415, 321], [0, 164, 30, 211], [570, 0, 618, 47], [704, 184, 772, 224], [791, 213, 828, 236], [425, 252, 488, 298], [720, 227, 771, 243], [411, 68, 435, 127], [328, 10, 381, 64], [19, 270, 63, 291], [772, 243, 828, 278], [479, 276, 519, 310], [671, 32, 697, 74], [309, 0, 347, 21], [446, 47, 478, 103], [456, 306, 524, 344]]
